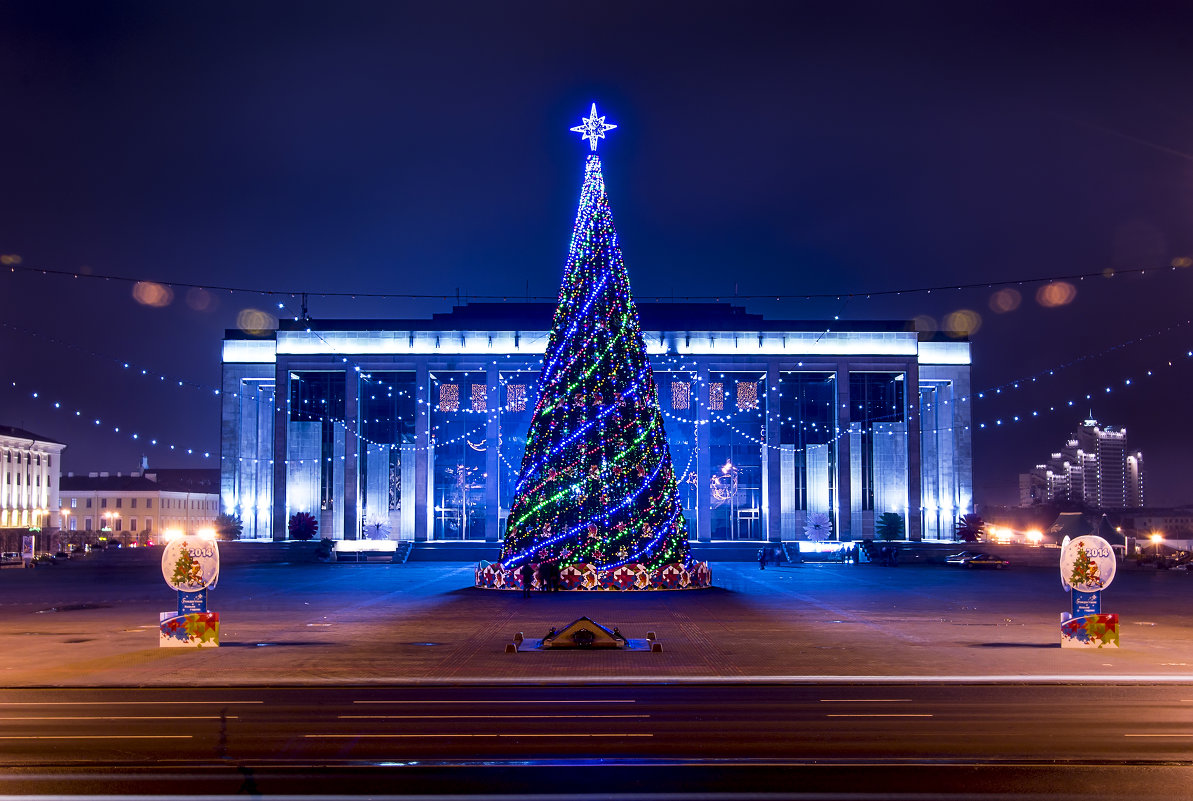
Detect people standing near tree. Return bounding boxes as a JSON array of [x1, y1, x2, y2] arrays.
[[520, 562, 536, 598]]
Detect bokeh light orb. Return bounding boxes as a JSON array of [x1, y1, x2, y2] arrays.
[[237, 308, 277, 335], [988, 288, 1021, 313], [1036, 281, 1077, 307], [186, 287, 216, 312], [943, 309, 981, 337], [912, 314, 937, 335], [132, 281, 174, 307]]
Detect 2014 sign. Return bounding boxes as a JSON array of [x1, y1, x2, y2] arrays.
[[1059, 535, 1116, 593], [161, 538, 220, 592]]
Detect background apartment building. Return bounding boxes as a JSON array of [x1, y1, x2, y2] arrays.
[[1020, 418, 1144, 510]]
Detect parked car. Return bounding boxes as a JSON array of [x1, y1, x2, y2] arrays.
[[947, 551, 1009, 569], [944, 551, 981, 566], [32, 553, 54, 567], [0, 552, 21, 565], [53, 550, 70, 560]]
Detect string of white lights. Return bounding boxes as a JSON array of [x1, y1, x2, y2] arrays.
[[9, 256, 1193, 303]]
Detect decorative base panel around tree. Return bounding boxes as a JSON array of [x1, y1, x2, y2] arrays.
[[476, 560, 712, 591]]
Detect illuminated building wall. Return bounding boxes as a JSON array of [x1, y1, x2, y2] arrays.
[[0, 426, 65, 530], [220, 303, 973, 542]]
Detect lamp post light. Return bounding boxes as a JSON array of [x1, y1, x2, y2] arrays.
[[1150, 532, 1164, 561], [102, 512, 121, 544]]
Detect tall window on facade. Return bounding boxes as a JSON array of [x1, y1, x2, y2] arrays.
[[498, 373, 536, 537], [359, 371, 417, 541], [779, 372, 838, 541], [430, 371, 487, 540], [289, 371, 346, 538], [709, 371, 765, 540], [849, 372, 908, 539], [658, 372, 698, 516], [919, 380, 957, 541]]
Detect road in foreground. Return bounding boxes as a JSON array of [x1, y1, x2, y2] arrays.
[[0, 683, 1190, 797]]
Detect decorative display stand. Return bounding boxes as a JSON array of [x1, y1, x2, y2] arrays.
[[159, 536, 220, 647], [1059, 535, 1119, 648]]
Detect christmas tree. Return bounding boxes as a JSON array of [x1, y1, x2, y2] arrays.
[[500, 105, 690, 574]]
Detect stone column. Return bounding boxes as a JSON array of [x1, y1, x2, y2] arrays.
[[271, 361, 290, 541], [765, 361, 782, 543], [485, 362, 500, 542], [414, 360, 430, 542], [342, 369, 359, 540], [695, 363, 711, 542], [834, 363, 852, 542], [905, 361, 923, 542]]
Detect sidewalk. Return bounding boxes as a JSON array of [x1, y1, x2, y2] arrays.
[[1, 558, 1190, 686]]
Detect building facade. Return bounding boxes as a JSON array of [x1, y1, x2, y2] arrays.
[[0, 426, 65, 530], [59, 469, 220, 543], [1019, 417, 1144, 509], [221, 303, 973, 543]]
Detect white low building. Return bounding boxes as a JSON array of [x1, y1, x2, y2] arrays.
[[0, 426, 65, 530]]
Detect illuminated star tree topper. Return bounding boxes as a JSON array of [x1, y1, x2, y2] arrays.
[[570, 102, 617, 151]]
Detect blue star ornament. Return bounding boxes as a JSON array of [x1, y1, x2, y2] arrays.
[[570, 103, 617, 151]]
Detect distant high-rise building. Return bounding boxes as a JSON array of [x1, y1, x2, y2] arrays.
[[1019, 418, 1143, 509]]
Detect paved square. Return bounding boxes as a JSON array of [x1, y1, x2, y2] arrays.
[[1, 554, 1191, 685]]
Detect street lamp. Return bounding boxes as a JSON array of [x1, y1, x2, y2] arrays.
[[1150, 532, 1164, 560], [102, 512, 120, 542]]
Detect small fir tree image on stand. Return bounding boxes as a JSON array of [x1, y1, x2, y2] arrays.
[[1067, 542, 1103, 590], [170, 542, 203, 588]]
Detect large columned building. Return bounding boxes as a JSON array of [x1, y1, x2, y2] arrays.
[[220, 303, 973, 543], [0, 426, 66, 531]]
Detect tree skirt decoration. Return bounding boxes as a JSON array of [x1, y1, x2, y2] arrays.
[[476, 560, 710, 591]]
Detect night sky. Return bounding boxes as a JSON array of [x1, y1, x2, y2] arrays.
[[3, 3, 1193, 508]]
